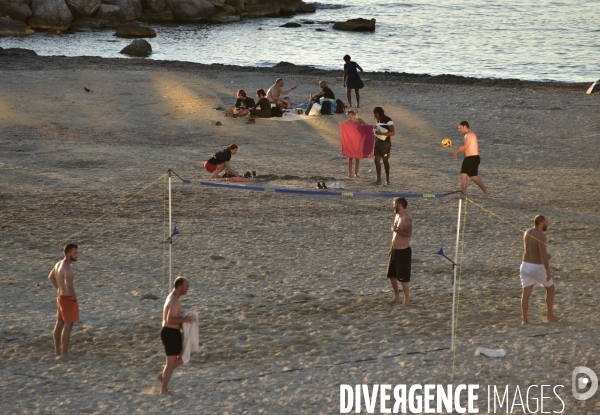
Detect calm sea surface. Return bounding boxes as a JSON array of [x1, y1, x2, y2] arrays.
[[1, 0, 598, 82]]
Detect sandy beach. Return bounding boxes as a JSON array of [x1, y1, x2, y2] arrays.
[[1, 54, 599, 414]]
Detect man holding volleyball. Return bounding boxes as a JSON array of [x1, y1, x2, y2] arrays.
[[452, 121, 490, 198]]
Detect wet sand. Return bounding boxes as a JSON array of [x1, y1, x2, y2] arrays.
[[0, 55, 599, 413]]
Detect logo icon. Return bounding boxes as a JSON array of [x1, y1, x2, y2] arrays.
[[572, 367, 598, 400]]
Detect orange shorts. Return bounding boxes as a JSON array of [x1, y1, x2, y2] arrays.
[[57, 296, 80, 324]]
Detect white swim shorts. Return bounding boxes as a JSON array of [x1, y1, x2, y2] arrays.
[[520, 262, 554, 288]]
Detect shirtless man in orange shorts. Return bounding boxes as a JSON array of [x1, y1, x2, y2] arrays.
[[48, 243, 80, 358]]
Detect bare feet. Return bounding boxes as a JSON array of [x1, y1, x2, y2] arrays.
[[160, 389, 172, 395], [521, 320, 529, 325], [545, 316, 562, 323], [483, 191, 491, 198], [373, 181, 382, 185], [388, 297, 401, 304], [355, 174, 359, 178], [385, 180, 390, 186]]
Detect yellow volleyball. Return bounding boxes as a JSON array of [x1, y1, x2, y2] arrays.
[[442, 138, 452, 148]]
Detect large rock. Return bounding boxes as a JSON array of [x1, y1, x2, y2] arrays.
[[333, 18, 375, 32], [65, 0, 100, 17], [0, 15, 35, 36], [115, 21, 156, 37], [0, 0, 32, 21], [131, 0, 142, 18], [171, 0, 215, 21], [296, 1, 316, 13], [119, 38, 151, 56], [96, 0, 135, 20], [145, 0, 170, 13], [223, 0, 243, 12], [139, 9, 173, 22], [71, 16, 122, 29], [242, 0, 280, 17], [28, 0, 73, 30], [280, 0, 303, 16]]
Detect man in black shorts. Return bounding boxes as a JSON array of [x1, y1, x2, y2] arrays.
[[158, 277, 195, 395], [373, 107, 395, 186], [387, 197, 413, 305], [452, 121, 490, 198]]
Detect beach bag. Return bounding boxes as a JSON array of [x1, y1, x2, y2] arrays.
[[335, 99, 345, 114], [271, 106, 284, 117], [321, 100, 332, 115], [308, 102, 322, 116]]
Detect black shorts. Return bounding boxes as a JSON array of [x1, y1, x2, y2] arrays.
[[161, 327, 182, 356], [387, 247, 412, 282], [461, 155, 480, 177], [374, 139, 391, 158]]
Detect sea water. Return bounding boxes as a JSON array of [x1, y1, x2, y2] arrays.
[[1, 0, 598, 83]]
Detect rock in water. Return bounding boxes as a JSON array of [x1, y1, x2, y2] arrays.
[[65, 0, 100, 18], [0, 47, 38, 55], [28, 0, 73, 30], [279, 22, 301, 28], [0, 0, 33, 22], [119, 38, 152, 56], [0, 15, 35, 36], [115, 21, 156, 38], [333, 18, 376, 32]]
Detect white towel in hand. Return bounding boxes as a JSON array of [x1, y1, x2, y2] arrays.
[[181, 310, 199, 364]]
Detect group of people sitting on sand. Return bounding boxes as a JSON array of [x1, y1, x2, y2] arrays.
[[224, 54, 366, 119], [225, 78, 345, 119], [225, 78, 298, 119]]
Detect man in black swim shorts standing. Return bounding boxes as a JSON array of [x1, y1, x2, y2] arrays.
[[158, 277, 195, 395], [387, 197, 413, 305], [452, 121, 491, 198], [373, 107, 395, 186]]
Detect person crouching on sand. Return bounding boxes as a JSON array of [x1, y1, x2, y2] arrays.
[[343, 110, 368, 177], [204, 144, 240, 178]]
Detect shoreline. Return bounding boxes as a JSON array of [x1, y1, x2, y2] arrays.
[[0, 50, 590, 92]]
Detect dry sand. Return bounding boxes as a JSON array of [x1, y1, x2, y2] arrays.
[[1, 55, 599, 414]]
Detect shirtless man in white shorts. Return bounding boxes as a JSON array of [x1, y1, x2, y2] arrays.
[[520, 215, 562, 324]]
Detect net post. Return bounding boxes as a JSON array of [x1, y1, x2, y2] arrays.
[[168, 169, 172, 292], [451, 197, 463, 352]]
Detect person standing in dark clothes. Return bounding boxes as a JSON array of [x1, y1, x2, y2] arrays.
[[342, 54, 365, 108]]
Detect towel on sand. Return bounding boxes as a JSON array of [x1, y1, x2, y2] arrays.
[[340, 123, 375, 159], [182, 310, 199, 364]]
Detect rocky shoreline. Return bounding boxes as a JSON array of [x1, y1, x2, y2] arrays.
[[0, 49, 589, 92], [0, 0, 316, 35]]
